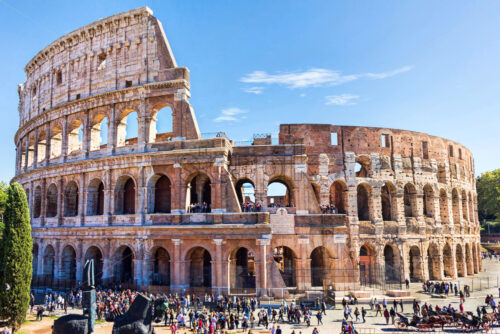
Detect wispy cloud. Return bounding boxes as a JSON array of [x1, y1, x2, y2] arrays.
[[214, 107, 248, 122], [243, 86, 264, 94], [325, 94, 359, 106], [240, 66, 412, 89]]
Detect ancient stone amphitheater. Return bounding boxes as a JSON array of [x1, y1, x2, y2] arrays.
[[14, 7, 481, 296]]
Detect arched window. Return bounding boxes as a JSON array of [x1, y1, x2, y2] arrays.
[[230, 247, 256, 289], [61, 245, 76, 281], [381, 182, 396, 221], [442, 243, 453, 278], [423, 184, 435, 218], [149, 105, 173, 143], [403, 183, 417, 218], [64, 181, 79, 217], [310, 247, 333, 287], [330, 180, 347, 214], [27, 136, 35, 167], [186, 247, 212, 287], [43, 245, 55, 278], [37, 131, 47, 163], [90, 114, 108, 151], [116, 109, 138, 147], [235, 179, 256, 209], [67, 119, 83, 154], [87, 179, 104, 216], [46, 183, 58, 217], [85, 246, 103, 284], [50, 124, 63, 159], [357, 183, 372, 221], [187, 174, 211, 212], [152, 247, 170, 286], [384, 245, 400, 282], [113, 246, 134, 284], [267, 177, 293, 207], [439, 189, 449, 224], [451, 189, 460, 224], [461, 190, 468, 220], [273, 246, 297, 287], [115, 176, 136, 214], [33, 186, 42, 218], [409, 246, 423, 282], [153, 175, 171, 213]]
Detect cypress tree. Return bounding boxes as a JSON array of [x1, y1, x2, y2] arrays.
[[0, 183, 32, 332]]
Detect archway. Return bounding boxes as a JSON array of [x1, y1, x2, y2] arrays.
[[115, 176, 136, 214], [357, 183, 372, 221], [455, 244, 465, 277], [439, 189, 449, 224], [310, 247, 333, 287], [61, 245, 77, 281], [50, 124, 63, 159], [187, 247, 212, 288], [37, 131, 47, 163], [64, 181, 79, 217], [33, 186, 41, 218], [46, 183, 58, 217], [90, 113, 108, 151], [273, 246, 297, 287], [43, 245, 55, 278], [149, 105, 173, 143], [84, 246, 103, 284], [230, 247, 256, 289], [32, 243, 39, 277], [423, 184, 435, 218], [384, 245, 400, 282], [113, 246, 134, 284], [149, 174, 171, 213], [442, 243, 453, 278], [461, 190, 468, 220], [427, 243, 440, 280], [404, 183, 417, 218], [235, 179, 256, 209], [267, 177, 293, 207], [152, 247, 170, 285], [409, 246, 423, 282], [67, 119, 83, 155], [87, 179, 104, 216], [359, 244, 376, 285], [330, 180, 347, 214], [187, 174, 211, 212], [116, 109, 138, 147], [381, 182, 396, 221], [451, 189, 460, 225]]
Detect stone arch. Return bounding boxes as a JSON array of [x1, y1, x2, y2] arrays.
[[427, 243, 440, 280], [84, 246, 103, 284], [114, 175, 136, 214], [404, 183, 418, 218], [113, 245, 134, 284], [46, 183, 58, 217], [50, 124, 63, 159], [148, 104, 173, 143], [229, 247, 256, 290], [355, 156, 371, 177], [455, 244, 465, 277], [67, 118, 83, 154], [461, 190, 468, 221], [150, 246, 171, 286], [147, 174, 172, 213], [465, 243, 473, 275], [357, 183, 372, 221], [64, 181, 79, 217], [423, 184, 435, 218], [330, 180, 348, 214], [87, 178, 104, 216], [33, 185, 42, 218], [27, 135, 35, 167], [409, 245, 423, 282], [451, 188, 460, 225], [384, 244, 401, 282], [359, 243, 376, 285], [90, 112, 108, 151], [186, 246, 212, 288], [42, 244, 55, 277], [37, 130, 47, 163], [310, 246, 334, 287], [442, 243, 453, 278], [381, 182, 397, 221], [60, 245, 77, 281], [273, 246, 297, 287], [235, 178, 256, 206], [186, 172, 212, 212], [267, 175, 294, 207], [439, 189, 449, 224], [116, 108, 139, 147]]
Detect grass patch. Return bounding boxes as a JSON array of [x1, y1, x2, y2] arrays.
[[96, 319, 106, 325]]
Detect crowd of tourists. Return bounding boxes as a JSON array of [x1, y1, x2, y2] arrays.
[[422, 280, 471, 297], [319, 204, 338, 214], [240, 201, 263, 212], [187, 202, 211, 213]]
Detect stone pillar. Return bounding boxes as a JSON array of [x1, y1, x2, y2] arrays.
[[57, 177, 63, 224], [296, 236, 311, 291], [37, 246, 44, 277], [137, 99, 147, 152], [62, 115, 69, 162], [45, 123, 51, 165], [76, 241, 83, 282], [105, 169, 113, 225], [108, 104, 116, 155], [33, 132, 38, 169], [171, 163, 184, 214], [450, 244, 458, 279], [133, 259, 143, 286], [213, 238, 224, 294], [138, 167, 146, 225], [79, 173, 85, 226], [256, 238, 271, 296], [102, 258, 111, 284], [41, 179, 47, 226], [171, 239, 183, 291], [82, 110, 90, 158], [142, 259, 153, 286]]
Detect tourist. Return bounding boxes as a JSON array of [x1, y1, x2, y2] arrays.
[[389, 307, 396, 324], [361, 307, 366, 323], [383, 307, 390, 324], [354, 307, 360, 322]]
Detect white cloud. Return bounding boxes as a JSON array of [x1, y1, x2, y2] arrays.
[[243, 86, 264, 94], [240, 66, 412, 89], [325, 94, 359, 106], [300, 93, 307, 97], [214, 107, 248, 122]]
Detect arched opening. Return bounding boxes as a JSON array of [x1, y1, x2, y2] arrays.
[[33, 186, 41, 218], [187, 247, 212, 288], [330, 180, 347, 214], [151, 175, 171, 213], [27, 136, 35, 167], [46, 183, 58, 217], [439, 189, 449, 224], [230, 247, 256, 290], [452, 189, 460, 225], [381, 182, 397, 221], [61, 245, 77, 281], [273, 246, 297, 287], [87, 179, 104, 216], [359, 244, 376, 285], [187, 174, 211, 212], [149, 105, 173, 143], [43, 245, 55, 278], [235, 179, 256, 210], [465, 243, 473, 275], [423, 184, 435, 218], [37, 131, 47, 163], [404, 183, 417, 218], [20, 140, 27, 169], [355, 157, 371, 177], [357, 183, 372, 221], [384, 245, 400, 282], [84, 246, 103, 284], [113, 246, 134, 284], [461, 190, 468, 220], [267, 177, 293, 207], [64, 181, 79, 217], [455, 245, 465, 277], [50, 124, 63, 159], [90, 114, 108, 151], [442, 243, 453, 278], [67, 119, 83, 155], [427, 243, 440, 280], [116, 109, 138, 147], [409, 246, 423, 282], [152, 247, 170, 286], [310, 247, 333, 287], [32, 243, 39, 277], [468, 193, 474, 223], [115, 176, 136, 214]]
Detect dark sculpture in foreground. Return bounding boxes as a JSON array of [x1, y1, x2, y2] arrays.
[[112, 293, 154, 334], [52, 260, 96, 334]]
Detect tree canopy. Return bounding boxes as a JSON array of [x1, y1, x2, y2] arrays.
[[476, 169, 500, 222]]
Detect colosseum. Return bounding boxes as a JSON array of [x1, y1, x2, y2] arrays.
[[13, 7, 481, 296]]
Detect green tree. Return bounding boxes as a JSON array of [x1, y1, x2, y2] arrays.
[[0, 182, 8, 233], [476, 169, 500, 222], [0, 183, 32, 332]]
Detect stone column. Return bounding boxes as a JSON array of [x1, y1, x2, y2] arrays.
[[33, 132, 38, 169], [213, 238, 224, 294], [171, 163, 184, 214], [76, 240, 83, 281], [62, 115, 69, 162], [138, 167, 146, 225], [142, 258, 153, 286], [79, 173, 85, 226], [137, 99, 147, 152], [45, 123, 51, 165], [133, 259, 143, 287], [37, 246, 44, 277], [296, 237, 311, 291], [256, 238, 271, 296], [108, 104, 116, 155], [82, 109, 90, 158], [171, 239, 183, 291], [57, 177, 63, 225], [105, 169, 113, 225], [102, 258, 111, 284]]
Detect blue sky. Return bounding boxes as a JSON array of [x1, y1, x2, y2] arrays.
[[1, 1, 499, 182]]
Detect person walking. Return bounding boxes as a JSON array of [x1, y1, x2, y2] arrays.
[[384, 308, 390, 325], [361, 307, 367, 323], [390, 307, 396, 324], [354, 307, 360, 322], [316, 311, 323, 325]]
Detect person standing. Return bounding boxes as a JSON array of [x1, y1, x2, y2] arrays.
[[384, 308, 390, 324], [361, 307, 367, 323]]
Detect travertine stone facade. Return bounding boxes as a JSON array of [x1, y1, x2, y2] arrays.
[[14, 7, 481, 296]]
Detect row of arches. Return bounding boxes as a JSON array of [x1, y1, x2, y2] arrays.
[[19, 105, 173, 170]]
